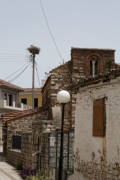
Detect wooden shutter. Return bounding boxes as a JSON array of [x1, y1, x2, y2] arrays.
[[93, 98, 106, 137]]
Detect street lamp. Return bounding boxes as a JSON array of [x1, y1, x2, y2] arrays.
[[57, 90, 70, 180]]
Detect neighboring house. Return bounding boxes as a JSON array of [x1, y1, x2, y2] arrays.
[[19, 88, 42, 108], [0, 79, 32, 112], [2, 107, 49, 169], [0, 79, 32, 148], [71, 70, 120, 180]]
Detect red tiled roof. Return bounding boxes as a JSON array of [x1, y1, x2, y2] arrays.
[[2, 106, 47, 122], [0, 79, 23, 91]]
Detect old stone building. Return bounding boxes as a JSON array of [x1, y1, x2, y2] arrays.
[[71, 70, 120, 180], [42, 47, 116, 128], [2, 47, 118, 180], [2, 107, 49, 169]]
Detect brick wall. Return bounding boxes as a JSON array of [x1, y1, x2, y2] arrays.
[[42, 48, 115, 129], [71, 48, 115, 82]]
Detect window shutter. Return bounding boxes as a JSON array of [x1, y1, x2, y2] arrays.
[[93, 98, 106, 137]]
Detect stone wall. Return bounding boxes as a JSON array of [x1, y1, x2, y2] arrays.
[[5, 110, 49, 169], [74, 77, 120, 179], [42, 76, 51, 107], [48, 130, 74, 180], [6, 115, 34, 168], [42, 48, 115, 129]]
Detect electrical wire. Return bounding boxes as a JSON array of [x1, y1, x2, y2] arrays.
[[5, 63, 29, 80], [39, 0, 64, 61], [35, 63, 41, 87], [8, 64, 30, 83]]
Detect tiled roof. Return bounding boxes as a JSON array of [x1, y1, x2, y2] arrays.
[[69, 68, 120, 90], [2, 108, 42, 122], [0, 79, 23, 91]]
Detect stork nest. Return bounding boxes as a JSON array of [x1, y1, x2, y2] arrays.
[[28, 45, 40, 54]]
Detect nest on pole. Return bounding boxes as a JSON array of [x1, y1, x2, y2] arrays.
[[28, 45, 40, 55]]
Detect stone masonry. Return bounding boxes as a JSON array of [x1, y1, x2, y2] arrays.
[[2, 108, 49, 169], [42, 48, 116, 129]]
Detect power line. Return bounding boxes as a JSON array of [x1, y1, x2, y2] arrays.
[[35, 63, 41, 87], [39, 0, 64, 61], [5, 63, 29, 80], [8, 64, 30, 83]]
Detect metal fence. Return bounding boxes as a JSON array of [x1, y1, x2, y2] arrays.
[[48, 129, 74, 180]]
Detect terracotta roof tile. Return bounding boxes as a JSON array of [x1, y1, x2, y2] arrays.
[[2, 106, 47, 122], [69, 68, 120, 90], [0, 79, 23, 90]]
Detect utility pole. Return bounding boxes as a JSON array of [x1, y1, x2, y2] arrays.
[[28, 45, 40, 109]]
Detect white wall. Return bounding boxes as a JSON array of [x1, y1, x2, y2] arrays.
[[75, 77, 120, 165]]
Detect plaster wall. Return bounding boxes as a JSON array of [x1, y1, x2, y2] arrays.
[[19, 93, 42, 107], [74, 78, 120, 178]]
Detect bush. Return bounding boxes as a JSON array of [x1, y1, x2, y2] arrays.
[[25, 172, 51, 180], [20, 169, 37, 179]]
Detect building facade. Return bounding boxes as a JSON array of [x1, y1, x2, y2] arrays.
[[42, 48, 116, 129], [19, 88, 42, 108], [0, 79, 32, 113], [2, 48, 118, 180], [2, 108, 48, 169], [72, 70, 120, 180], [0, 80, 32, 149]]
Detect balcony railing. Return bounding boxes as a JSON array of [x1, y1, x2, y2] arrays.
[[0, 99, 32, 111]]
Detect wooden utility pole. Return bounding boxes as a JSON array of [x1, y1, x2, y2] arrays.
[[28, 45, 40, 109]]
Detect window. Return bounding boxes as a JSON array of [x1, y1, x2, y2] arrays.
[[8, 94, 13, 106], [93, 98, 106, 137], [90, 61, 93, 76], [21, 98, 27, 105], [95, 60, 98, 75], [12, 135, 21, 150], [34, 98, 38, 108], [89, 56, 98, 77]]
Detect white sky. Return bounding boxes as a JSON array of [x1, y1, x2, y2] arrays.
[[0, 0, 120, 88]]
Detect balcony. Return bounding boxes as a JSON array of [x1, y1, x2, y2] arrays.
[[0, 99, 32, 111]]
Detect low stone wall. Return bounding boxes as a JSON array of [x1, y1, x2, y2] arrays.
[[7, 150, 23, 168]]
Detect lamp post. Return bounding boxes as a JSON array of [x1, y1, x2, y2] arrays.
[[57, 90, 70, 180]]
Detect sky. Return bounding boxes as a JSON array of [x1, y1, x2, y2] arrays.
[[0, 0, 120, 88]]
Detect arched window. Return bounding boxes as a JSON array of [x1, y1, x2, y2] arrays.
[[89, 56, 98, 77]]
